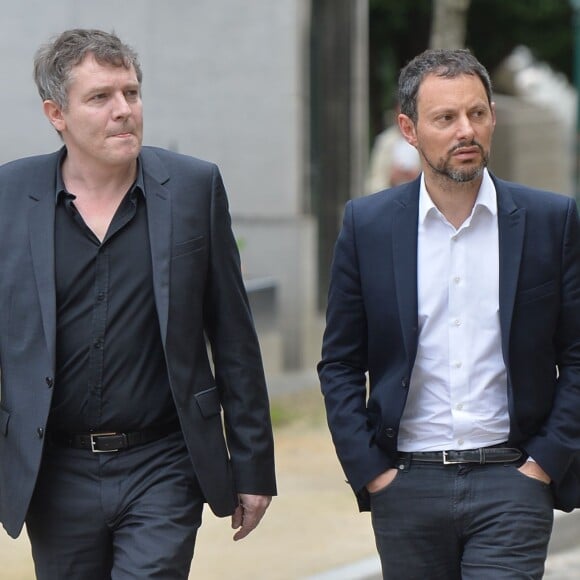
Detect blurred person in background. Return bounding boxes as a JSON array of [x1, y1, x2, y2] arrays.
[[366, 97, 421, 193], [388, 137, 421, 187], [0, 28, 276, 580], [319, 47, 580, 579]]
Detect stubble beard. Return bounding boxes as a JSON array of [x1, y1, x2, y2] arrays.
[[421, 140, 489, 184]]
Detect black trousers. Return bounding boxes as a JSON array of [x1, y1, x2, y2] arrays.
[[370, 461, 554, 579], [26, 431, 204, 580]]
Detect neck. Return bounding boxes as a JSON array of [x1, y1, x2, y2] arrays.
[[424, 171, 482, 229], [62, 155, 137, 199]]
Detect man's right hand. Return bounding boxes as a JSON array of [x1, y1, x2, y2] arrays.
[[366, 468, 399, 494]]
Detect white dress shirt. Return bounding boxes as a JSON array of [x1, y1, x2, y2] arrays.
[[397, 169, 510, 452]]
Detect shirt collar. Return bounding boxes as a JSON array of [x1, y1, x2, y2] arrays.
[[418, 168, 497, 225], [55, 148, 145, 203]]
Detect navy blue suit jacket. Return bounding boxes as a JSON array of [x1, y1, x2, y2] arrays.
[[0, 146, 276, 538], [319, 175, 580, 512]]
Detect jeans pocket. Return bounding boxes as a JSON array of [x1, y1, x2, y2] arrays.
[[369, 471, 402, 500], [510, 465, 551, 489]]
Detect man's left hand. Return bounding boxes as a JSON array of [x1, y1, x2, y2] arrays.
[[231, 493, 272, 541], [518, 461, 551, 484]]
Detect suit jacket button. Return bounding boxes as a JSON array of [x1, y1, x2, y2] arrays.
[[45, 377, 54, 388], [385, 427, 395, 438], [37, 427, 44, 439], [401, 377, 408, 388]]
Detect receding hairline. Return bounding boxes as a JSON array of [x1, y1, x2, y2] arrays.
[[416, 70, 493, 105], [423, 67, 490, 86], [67, 51, 140, 79]]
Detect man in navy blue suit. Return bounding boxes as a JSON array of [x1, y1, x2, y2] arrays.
[[319, 48, 580, 579]]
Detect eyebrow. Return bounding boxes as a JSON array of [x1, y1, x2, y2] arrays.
[[83, 81, 140, 95]]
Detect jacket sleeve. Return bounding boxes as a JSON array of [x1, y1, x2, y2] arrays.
[[523, 197, 580, 486], [203, 165, 276, 496], [318, 200, 392, 495]]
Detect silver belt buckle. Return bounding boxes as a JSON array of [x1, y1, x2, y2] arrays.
[[442, 450, 463, 465], [90, 432, 120, 453]]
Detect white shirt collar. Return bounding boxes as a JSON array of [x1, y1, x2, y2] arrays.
[[418, 168, 497, 226]]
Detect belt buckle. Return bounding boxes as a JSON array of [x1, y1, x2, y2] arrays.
[[90, 432, 120, 453], [442, 450, 463, 465]]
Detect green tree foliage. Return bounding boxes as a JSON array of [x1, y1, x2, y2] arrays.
[[467, 0, 573, 81], [369, 0, 574, 138]]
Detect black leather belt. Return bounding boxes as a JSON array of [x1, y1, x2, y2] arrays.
[[399, 447, 522, 465], [48, 419, 181, 453]]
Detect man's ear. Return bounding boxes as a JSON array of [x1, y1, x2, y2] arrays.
[[398, 113, 417, 147], [43, 100, 66, 133]]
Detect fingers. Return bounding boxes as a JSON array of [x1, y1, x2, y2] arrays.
[[231, 505, 243, 530], [231, 493, 272, 541], [366, 467, 398, 493], [517, 461, 551, 484]]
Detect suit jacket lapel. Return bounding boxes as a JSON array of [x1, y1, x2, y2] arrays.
[[140, 148, 172, 345], [29, 189, 57, 370], [495, 177, 526, 364], [392, 183, 420, 361]]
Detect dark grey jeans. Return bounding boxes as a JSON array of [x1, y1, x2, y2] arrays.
[[370, 460, 554, 579], [26, 431, 204, 580]]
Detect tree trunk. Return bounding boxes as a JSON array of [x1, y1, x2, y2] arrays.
[[430, 0, 471, 49]]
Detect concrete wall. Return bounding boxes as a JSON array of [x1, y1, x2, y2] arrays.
[[490, 95, 574, 196], [0, 0, 309, 213], [0, 0, 323, 372]]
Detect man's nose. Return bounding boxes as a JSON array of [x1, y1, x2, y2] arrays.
[[112, 93, 132, 118], [455, 114, 475, 141]]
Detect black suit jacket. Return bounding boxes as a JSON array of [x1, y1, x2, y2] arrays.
[[0, 146, 276, 538], [319, 175, 580, 512]]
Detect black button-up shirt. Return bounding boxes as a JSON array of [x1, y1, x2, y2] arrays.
[[48, 154, 177, 432]]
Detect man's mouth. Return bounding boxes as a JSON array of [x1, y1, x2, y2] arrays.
[[450, 143, 482, 159]]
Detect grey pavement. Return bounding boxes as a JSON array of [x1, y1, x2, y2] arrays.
[[544, 511, 580, 579]]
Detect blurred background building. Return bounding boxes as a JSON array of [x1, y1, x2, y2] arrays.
[[0, 0, 577, 378]]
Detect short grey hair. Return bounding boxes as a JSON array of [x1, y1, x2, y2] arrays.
[[398, 48, 493, 123], [33, 28, 142, 110]]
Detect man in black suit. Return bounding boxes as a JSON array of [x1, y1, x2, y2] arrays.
[[319, 48, 580, 579], [0, 28, 276, 579]]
